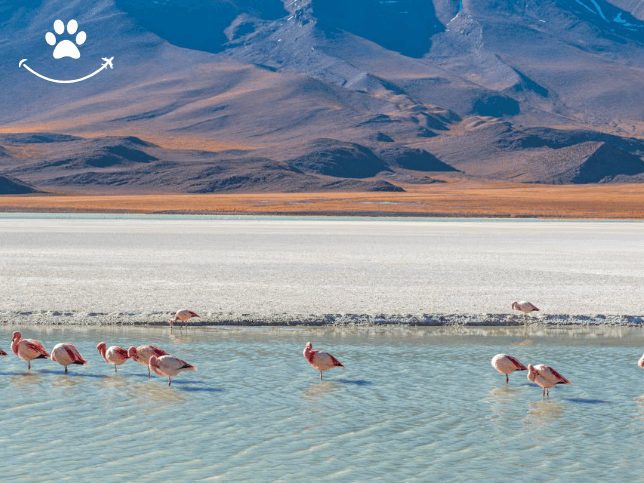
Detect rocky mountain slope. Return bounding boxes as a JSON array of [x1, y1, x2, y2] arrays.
[[2, 0, 644, 193]]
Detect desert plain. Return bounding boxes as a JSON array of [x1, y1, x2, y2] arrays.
[[0, 180, 643, 219]]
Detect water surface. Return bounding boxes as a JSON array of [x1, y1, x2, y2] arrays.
[[1, 326, 643, 481]]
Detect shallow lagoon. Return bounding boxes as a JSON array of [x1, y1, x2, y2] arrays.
[[1, 325, 643, 481]]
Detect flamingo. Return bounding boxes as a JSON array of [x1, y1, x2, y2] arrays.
[[491, 354, 528, 384], [512, 301, 540, 315], [0, 346, 7, 357], [638, 353, 644, 368], [51, 343, 87, 374], [303, 342, 345, 381], [128, 345, 169, 378], [169, 309, 201, 330], [11, 331, 50, 370], [527, 364, 571, 397], [96, 342, 129, 373], [148, 355, 197, 386]]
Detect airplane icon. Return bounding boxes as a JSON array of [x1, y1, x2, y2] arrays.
[[101, 57, 114, 69]]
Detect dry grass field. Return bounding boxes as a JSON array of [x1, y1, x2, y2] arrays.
[[1, 180, 643, 219]]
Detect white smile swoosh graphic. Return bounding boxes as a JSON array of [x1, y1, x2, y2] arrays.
[[19, 57, 114, 84]]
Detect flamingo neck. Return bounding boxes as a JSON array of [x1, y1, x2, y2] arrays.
[[11, 337, 20, 355], [304, 349, 316, 363]]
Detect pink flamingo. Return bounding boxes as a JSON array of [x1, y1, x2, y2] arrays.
[[491, 354, 528, 384], [169, 309, 201, 330], [148, 355, 197, 386], [96, 342, 129, 373], [303, 342, 345, 381], [11, 331, 50, 370], [51, 343, 87, 374], [0, 346, 7, 357], [512, 301, 540, 315], [638, 353, 644, 368], [527, 364, 571, 397], [128, 345, 169, 377]]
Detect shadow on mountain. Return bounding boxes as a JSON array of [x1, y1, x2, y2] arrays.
[[0, 175, 43, 194], [472, 93, 520, 118], [375, 146, 458, 172], [518, 142, 644, 184], [114, 0, 287, 53], [288, 139, 391, 178], [312, 0, 443, 58]]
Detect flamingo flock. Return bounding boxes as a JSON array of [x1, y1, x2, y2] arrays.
[[2, 301, 641, 397], [491, 353, 572, 398], [3, 329, 197, 386]]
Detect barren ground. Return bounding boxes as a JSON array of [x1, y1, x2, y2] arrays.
[[0, 180, 643, 219]]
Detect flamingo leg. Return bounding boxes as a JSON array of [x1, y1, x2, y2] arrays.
[[114, 364, 117, 373], [65, 366, 68, 374], [28, 361, 31, 370], [168, 377, 172, 387], [320, 371, 323, 381], [148, 366, 151, 378], [506, 374, 509, 384]]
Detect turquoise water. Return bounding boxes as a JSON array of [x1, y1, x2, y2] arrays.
[[1, 326, 644, 482]]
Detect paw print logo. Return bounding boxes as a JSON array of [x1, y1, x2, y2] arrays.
[[45, 19, 87, 59]]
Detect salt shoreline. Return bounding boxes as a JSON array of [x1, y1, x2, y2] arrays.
[[2, 311, 643, 327], [3, 217, 644, 319]]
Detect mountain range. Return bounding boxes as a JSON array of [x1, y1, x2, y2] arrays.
[[2, 0, 644, 193]]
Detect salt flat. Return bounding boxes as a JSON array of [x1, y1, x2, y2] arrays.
[[0, 215, 643, 322]]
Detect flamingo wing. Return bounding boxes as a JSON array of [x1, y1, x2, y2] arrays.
[[327, 353, 345, 368], [506, 355, 527, 371], [151, 345, 169, 357], [113, 347, 129, 359], [159, 356, 197, 373], [545, 366, 571, 384], [64, 345, 86, 364], [25, 340, 50, 358], [175, 358, 197, 371], [188, 311, 201, 318]]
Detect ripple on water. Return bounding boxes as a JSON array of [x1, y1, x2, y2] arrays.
[[1, 326, 644, 481]]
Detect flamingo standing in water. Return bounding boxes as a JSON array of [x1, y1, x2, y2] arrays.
[[491, 354, 528, 384], [638, 353, 644, 368], [51, 343, 87, 374], [512, 301, 540, 315], [303, 342, 345, 381], [148, 355, 197, 386], [527, 364, 571, 397], [637, 356, 644, 369], [169, 309, 201, 330], [96, 342, 129, 373], [0, 346, 7, 357], [11, 332, 50, 370], [128, 345, 169, 377]]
